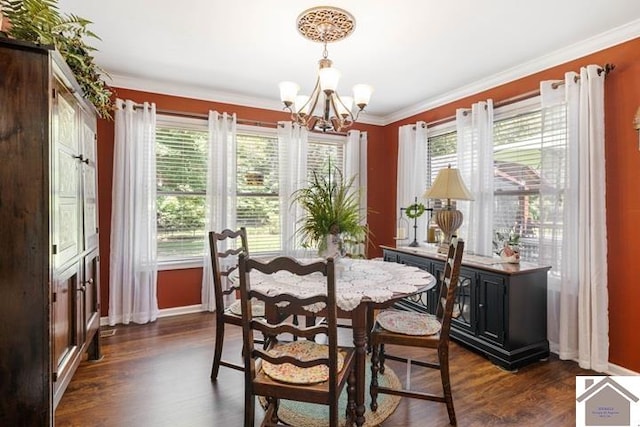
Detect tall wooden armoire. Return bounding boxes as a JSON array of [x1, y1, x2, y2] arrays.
[[0, 37, 101, 425]]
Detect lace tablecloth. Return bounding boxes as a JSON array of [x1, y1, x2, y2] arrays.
[[245, 258, 436, 312]]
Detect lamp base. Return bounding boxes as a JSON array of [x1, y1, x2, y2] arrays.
[[434, 207, 463, 253]]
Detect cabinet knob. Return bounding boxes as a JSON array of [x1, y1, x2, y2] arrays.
[[87, 278, 94, 285], [479, 303, 484, 308]]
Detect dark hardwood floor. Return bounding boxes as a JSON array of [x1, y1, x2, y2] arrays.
[[55, 312, 593, 426]]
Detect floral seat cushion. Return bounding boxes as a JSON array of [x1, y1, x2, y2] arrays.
[[262, 340, 345, 384], [376, 310, 442, 336]]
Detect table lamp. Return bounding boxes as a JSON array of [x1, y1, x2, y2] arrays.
[[423, 165, 474, 253]]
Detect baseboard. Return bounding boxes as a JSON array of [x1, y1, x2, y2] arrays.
[[548, 347, 639, 376], [100, 304, 207, 326], [607, 362, 640, 376]]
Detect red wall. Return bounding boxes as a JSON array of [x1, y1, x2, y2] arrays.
[[97, 37, 640, 372]]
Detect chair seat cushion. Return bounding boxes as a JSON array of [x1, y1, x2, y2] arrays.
[[262, 340, 345, 385], [376, 310, 442, 336], [227, 299, 265, 317]]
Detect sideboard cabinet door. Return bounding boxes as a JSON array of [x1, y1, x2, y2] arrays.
[[476, 272, 507, 347]]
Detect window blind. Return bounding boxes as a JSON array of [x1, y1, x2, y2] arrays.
[[156, 121, 208, 259], [307, 138, 345, 180], [236, 131, 281, 253]]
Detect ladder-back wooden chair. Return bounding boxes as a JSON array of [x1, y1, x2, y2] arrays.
[[239, 255, 356, 427], [369, 237, 465, 425], [209, 228, 252, 380]]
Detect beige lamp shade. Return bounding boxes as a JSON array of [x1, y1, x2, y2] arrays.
[[423, 165, 473, 253], [423, 165, 474, 202]]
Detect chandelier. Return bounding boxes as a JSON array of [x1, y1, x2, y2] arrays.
[[278, 6, 373, 133]]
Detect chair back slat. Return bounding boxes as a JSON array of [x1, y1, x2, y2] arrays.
[[250, 320, 328, 341], [252, 349, 330, 369], [209, 228, 249, 311], [248, 290, 327, 308]]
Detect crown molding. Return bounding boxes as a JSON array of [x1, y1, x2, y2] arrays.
[[382, 18, 640, 125], [109, 73, 283, 111]]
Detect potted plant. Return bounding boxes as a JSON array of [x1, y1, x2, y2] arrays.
[[493, 226, 521, 263], [0, 0, 113, 118], [291, 165, 368, 258]]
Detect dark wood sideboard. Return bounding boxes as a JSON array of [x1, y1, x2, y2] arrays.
[[381, 245, 551, 370]]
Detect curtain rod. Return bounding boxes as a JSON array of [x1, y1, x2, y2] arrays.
[[415, 89, 540, 129], [128, 104, 280, 128], [127, 104, 352, 134], [414, 63, 615, 129]]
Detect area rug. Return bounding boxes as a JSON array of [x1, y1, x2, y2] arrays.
[[259, 362, 401, 427]]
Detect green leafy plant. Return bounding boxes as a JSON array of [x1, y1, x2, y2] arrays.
[[1, 0, 113, 118], [291, 166, 368, 253], [492, 226, 520, 255]]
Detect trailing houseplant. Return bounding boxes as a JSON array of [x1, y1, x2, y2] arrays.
[[291, 165, 368, 257], [0, 0, 113, 118]]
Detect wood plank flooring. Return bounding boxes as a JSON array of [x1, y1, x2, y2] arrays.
[[55, 312, 594, 426]]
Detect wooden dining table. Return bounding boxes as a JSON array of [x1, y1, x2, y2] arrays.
[[243, 257, 436, 426]]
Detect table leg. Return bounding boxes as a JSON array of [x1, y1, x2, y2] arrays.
[[351, 305, 367, 427]]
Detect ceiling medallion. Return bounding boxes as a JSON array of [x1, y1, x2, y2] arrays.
[[296, 6, 355, 44]]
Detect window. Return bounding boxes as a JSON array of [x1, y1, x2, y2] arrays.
[[156, 117, 346, 263], [235, 127, 346, 255], [426, 97, 566, 262], [492, 102, 546, 262], [156, 116, 208, 260], [236, 127, 280, 253]]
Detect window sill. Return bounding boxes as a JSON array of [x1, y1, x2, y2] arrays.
[[158, 257, 204, 271]]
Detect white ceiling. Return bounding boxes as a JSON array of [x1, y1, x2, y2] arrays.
[[57, 0, 640, 124]]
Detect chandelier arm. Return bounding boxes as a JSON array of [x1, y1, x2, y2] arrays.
[[327, 92, 345, 130], [303, 81, 323, 124], [331, 116, 342, 132], [333, 91, 356, 124], [351, 107, 365, 123]]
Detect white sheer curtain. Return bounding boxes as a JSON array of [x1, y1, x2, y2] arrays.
[[456, 100, 494, 256], [397, 122, 427, 245], [201, 111, 237, 311], [346, 130, 368, 225], [278, 121, 308, 256], [109, 99, 158, 325], [540, 65, 608, 371]]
